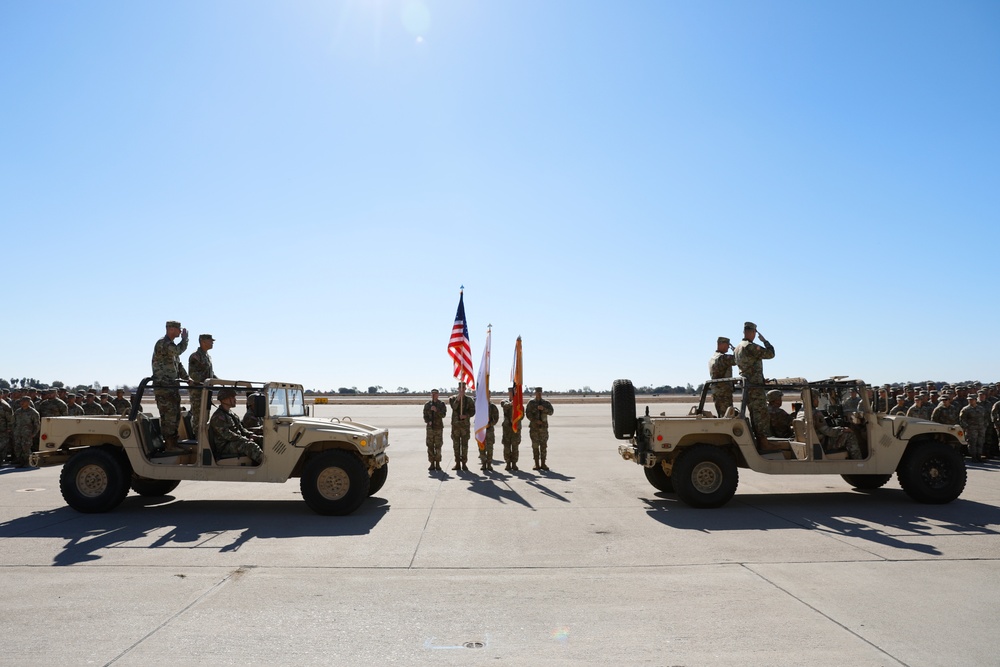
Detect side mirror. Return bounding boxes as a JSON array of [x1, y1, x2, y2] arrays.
[[253, 394, 267, 419]]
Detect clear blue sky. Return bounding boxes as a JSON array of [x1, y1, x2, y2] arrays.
[[2, 1, 998, 392]]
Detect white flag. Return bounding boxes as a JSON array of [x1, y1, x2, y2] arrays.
[[473, 326, 492, 449]]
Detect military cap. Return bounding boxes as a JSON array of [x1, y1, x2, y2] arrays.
[[743, 321, 757, 331], [977, 390, 986, 396], [166, 320, 181, 328], [199, 334, 215, 342], [217, 388, 238, 401], [766, 389, 783, 401], [895, 395, 906, 401], [718, 336, 730, 345], [904, 384, 913, 391], [18, 396, 31, 404]]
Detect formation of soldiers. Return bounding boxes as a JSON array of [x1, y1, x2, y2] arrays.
[[0, 385, 131, 467], [880, 381, 1000, 462], [423, 384, 554, 474]]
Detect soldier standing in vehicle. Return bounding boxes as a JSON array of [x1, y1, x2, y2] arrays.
[[449, 383, 475, 471], [12, 396, 39, 467], [526, 387, 554, 471], [709, 336, 736, 417], [734, 322, 775, 447], [501, 386, 522, 471], [960, 392, 988, 462], [152, 320, 189, 451], [423, 389, 447, 471], [188, 334, 216, 419], [209, 388, 263, 464]]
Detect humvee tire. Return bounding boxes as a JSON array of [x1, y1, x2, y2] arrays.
[[368, 463, 388, 496], [841, 474, 892, 490], [60, 448, 130, 513], [611, 379, 637, 440], [897, 441, 966, 504], [671, 444, 738, 508], [130, 476, 181, 497], [643, 461, 674, 493], [301, 450, 370, 515]]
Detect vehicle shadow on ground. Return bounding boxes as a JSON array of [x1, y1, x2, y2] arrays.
[[0, 495, 390, 566], [640, 490, 1000, 556]]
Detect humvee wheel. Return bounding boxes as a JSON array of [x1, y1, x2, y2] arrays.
[[671, 444, 738, 509], [301, 450, 370, 515], [611, 379, 637, 440], [897, 442, 966, 504], [130, 476, 181, 497], [60, 448, 129, 513], [841, 474, 892, 490], [643, 461, 674, 493], [368, 463, 388, 496]]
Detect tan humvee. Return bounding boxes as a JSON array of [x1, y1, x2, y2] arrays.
[[32, 377, 389, 515], [612, 378, 966, 508]]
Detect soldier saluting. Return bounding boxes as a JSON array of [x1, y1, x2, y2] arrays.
[[152, 320, 189, 452], [709, 336, 736, 417], [734, 322, 775, 448]]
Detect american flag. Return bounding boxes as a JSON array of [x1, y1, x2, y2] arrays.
[[448, 290, 475, 389]]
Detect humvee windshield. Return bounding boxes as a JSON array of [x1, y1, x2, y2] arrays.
[[267, 387, 306, 418]]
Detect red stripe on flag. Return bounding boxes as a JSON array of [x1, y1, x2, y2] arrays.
[[447, 292, 475, 389]]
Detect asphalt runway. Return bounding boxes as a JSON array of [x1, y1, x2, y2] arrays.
[[1, 402, 998, 666]]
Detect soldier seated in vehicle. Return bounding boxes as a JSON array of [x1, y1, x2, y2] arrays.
[[209, 388, 264, 465], [803, 393, 862, 459]]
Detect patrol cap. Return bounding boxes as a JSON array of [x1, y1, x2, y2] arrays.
[[166, 320, 181, 328], [717, 336, 730, 345], [217, 388, 238, 401], [199, 334, 215, 342], [19, 396, 31, 404], [743, 322, 757, 331], [766, 389, 783, 401]]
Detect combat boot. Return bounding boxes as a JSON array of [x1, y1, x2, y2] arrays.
[[511, 462, 519, 471], [532, 457, 540, 470], [452, 461, 461, 471], [428, 463, 435, 471], [461, 460, 469, 471], [540, 458, 549, 471]]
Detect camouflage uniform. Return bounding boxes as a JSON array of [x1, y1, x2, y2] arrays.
[[152, 329, 189, 444], [709, 343, 736, 417], [67, 401, 85, 417], [36, 397, 65, 418], [906, 403, 933, 421], [813, 409, 862, 459], [422, 398, 447, 466], [992, 401, 1000, 452], [448, 393, 475, 466], [112, 394, 131, 416], [932, 402, 960, 426], [526, 395, 554, 468], [482, 402, 499, 465], [209, 406, 262, 463], [0, 399, 13, 463], [768, 403, 793, 439], [501, 399, 523, 468], [82, 398, 104, 415], [889, 401, 908, 416], [734, 333, 775, 440], [960, 402, 988, 459], [100, 396, 116, 416], [242, 394, 263, 431], [188, 343, 215, 419], [12, 403, 40, 467]]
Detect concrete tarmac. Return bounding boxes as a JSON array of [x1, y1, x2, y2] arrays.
[[1, 402, 999, 666]]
